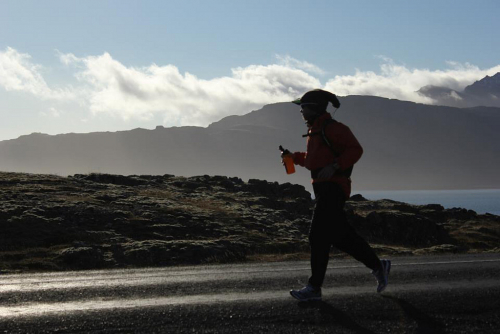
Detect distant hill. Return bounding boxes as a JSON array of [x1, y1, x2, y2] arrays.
[[1, 95, 499, 191], [464, 72, 500, 97], [418, 72, 500, 108]]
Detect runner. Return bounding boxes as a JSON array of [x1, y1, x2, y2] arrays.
[[283, 89, 391, 302]]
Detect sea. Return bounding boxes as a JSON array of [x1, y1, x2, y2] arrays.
[[354, 189, 500, 216]]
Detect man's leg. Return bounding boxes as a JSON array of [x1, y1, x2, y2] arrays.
[[290, 183, 333, 301], [308, 240, 331, 288], [307, 182, 337, 288], [309, 182, 390, 294], [326, 183, 382, 272], [335, 226, 382, 271]]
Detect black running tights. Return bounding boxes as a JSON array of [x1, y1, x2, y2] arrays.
[[308, 182, 382, 288]]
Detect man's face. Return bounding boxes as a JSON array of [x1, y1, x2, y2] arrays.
[[300, 105, 318, 122]]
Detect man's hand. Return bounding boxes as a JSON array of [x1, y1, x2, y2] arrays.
[[317, 163, 340, 179], [281, 153, 294, 166]]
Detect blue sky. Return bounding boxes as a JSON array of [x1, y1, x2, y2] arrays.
[[1, 0, 499, 140]]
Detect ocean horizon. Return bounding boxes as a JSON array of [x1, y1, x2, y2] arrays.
[[355, 189, 500, 216]]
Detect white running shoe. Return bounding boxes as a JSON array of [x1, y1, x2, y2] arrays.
[[372, 259, 391, 293], [290, 284, 322, 302]]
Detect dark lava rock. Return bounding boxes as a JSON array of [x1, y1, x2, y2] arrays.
[[349, 194, 368, 202], [56, 246, 106, 269], [73, 173, 148, 186], [363, 211, 450, 247], [0, 172, 498, 272]]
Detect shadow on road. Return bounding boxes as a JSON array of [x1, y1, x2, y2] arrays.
[[298, 301, 375, 334], [382, 295, 445, 334]]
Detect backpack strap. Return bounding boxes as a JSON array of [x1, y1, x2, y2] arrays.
[[320, 118, 353, 178], [321, 118, 337, 153]]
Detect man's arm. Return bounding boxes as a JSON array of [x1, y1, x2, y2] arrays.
[[328, 123, 363, 171], [292, 152, 307, 167]]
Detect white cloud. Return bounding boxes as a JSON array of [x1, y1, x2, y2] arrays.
[[57, 51, 82, 67], [450, 91, 463, 101], [275, 54, 326, 75], [39, 107, 62, 118], [62, 52, 321, 125], [324, 57, 500, 104], [3, 47, 500, 128], [0, 47, 75, 100], [49, 107, 61, 117]]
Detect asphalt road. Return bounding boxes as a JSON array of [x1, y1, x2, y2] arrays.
[[1, 253, 499, 333]]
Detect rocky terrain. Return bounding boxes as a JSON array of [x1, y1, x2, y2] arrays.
[[0, 172, 499, 272]]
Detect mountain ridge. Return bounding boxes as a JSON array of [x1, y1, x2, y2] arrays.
[[1, 95, 499, 191], [418, 72, 500, 108], [464, 72, 500, 96]]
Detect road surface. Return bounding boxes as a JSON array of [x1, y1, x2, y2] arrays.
[[1, 253, 499, 333]]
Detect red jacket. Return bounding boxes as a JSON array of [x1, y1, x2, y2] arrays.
[[293, 113, 363, 198]]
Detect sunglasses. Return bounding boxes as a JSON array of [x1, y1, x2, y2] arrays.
[[300, 103, 318, 113]]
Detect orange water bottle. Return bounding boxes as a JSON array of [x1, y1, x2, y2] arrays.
[[279, 145, 295, 175]]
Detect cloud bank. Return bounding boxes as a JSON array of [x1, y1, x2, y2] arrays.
[[0, 47, 75, 100], [1, 47, 500, 127], [324, 58, 500, 104], [61, 52, 320, 125]]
